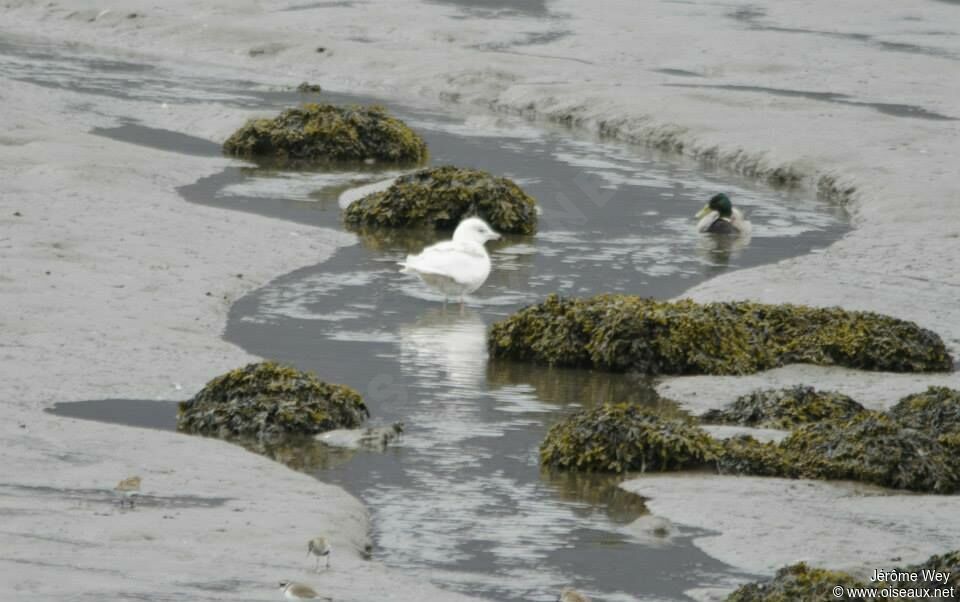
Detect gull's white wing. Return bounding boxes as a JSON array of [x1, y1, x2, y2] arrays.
[[401, 241, 489, 286]]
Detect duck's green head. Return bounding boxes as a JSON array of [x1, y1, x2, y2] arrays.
[[696, 193, 733, 219]]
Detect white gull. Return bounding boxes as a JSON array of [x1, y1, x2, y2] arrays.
[[399, 217, 501, 305]]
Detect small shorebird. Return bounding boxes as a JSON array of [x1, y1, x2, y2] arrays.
[[558, 587, 592, 602], [114, 476, 141, 508], [279, 580, 327, 601], [307, 536, 331, 570]]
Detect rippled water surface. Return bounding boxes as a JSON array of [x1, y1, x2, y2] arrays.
[[7, 32, 849, 601]]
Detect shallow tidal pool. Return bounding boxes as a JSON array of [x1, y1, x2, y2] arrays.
[[12, 32, 851, 602]]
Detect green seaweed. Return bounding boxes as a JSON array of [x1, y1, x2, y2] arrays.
[[539, 403, 718, 473], [897, 550, 960, 594], [548, 386, 960, 493], [177, 361, 369, 439], [489, 294, 953, 375], [718, 412, 960, 493], [890, 387, 960, 455], [343, 165, 538, 234], [716, 435, 797, 478], [725, 563, 869, 601], [889, 386, 960, 450], [780, 412, 960, 493], [223, 103, 427, 164], [727, 551, 960, 601], [702, 386, 867, 429]]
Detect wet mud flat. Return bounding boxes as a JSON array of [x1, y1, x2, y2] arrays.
[[13, 34, 851, 601]]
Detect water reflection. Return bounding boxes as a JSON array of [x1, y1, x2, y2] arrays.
[[353, 224, 461, 254], [541, 470, 650, 524], [398, 307, 488, 389], [220, 165, 407, 209], [695, 231, 752, 272], [487, 359, 674, 410], [247, 435, 359, 471]]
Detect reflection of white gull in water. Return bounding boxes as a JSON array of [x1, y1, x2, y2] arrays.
[[337, 176, 398, 209], [398, 308, 487, 389], [399, 217, 500, 306], [316, 423, 404, 450], [695, 193, 752, 236]]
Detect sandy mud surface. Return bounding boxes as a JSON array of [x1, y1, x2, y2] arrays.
[[0, 64, 479, 602]]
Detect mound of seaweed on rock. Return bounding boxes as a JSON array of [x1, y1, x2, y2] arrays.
[[726, 562, 868, 601], [727, 551, 960, 601], [223, 103, 427, 164], [539, 403, 717, 473], [718, 412, 960, 493], [543, 385, 960, 492], [702, 386, 867, 429], [178, 361, 369, 439], [899, 550, 960, 594], [715, 435, 795, 478], [783, 413, 960, 493], [489, 294, 953, 375], [889, 386, 960, 452], [343, 165, 538, 234]]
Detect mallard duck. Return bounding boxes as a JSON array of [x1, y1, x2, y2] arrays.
[[399, 217, 501, 304], [695, 193, 751, 236]]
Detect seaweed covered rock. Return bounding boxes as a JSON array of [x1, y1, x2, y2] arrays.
[[490, 295, 762, 373], [719, 413, 960, 493], [748, 303, 952, 372], [725, 562, 869, 601], [716, 435, 796, 478], [728, 552, 960, 602], [540, 403, 718, 473], [489, 294, 953, 375], [889, 387, 960, 452], [178, 361, 369, 439], [343, 166, 538, 234], [702, 386, 867, 429], [223, 103, 427, 164], [891, 387, 960, 457], [781, 413, 960, 493], [897, 550, 960, 595]]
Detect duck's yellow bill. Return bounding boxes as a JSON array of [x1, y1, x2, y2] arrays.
[[695, 204, 711, 219]]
